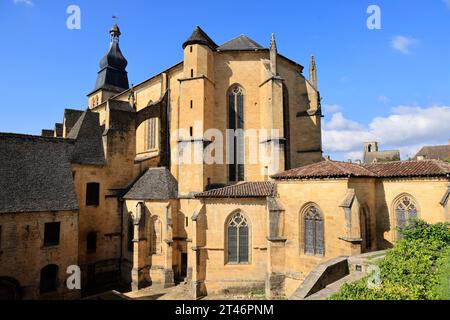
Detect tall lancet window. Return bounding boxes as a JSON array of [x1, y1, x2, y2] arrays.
[[303, 205, 324, 256], [227, 212, 249, 264], [147, 117, 158, 150], [394, 195, 419, 239], [228, 85, 245, 182]]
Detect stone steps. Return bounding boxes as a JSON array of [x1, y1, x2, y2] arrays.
[[303, 272, 365, 300]]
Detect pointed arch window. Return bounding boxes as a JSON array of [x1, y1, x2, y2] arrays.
[[303, 205, 324, 256], [227, 212, 249, 264], [395, 195, 419, 239], [147, 117, 158, 150], [228, 85, 245, 182]]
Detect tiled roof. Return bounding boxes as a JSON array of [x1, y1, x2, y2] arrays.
[[67, 110, 105, 165], [195, 182, 276, 198], [217, 35, 265, 51], [272, 160, 376, 179], [364, 160, 450, 178], [0, 133, 78, 214], [273, 159, 450, 180], [124, 167, 178, 200], [414, 144, 450, 161]]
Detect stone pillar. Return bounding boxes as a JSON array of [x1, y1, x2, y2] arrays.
[[131, 202, 150, 291], [265, 197, 287, 299]]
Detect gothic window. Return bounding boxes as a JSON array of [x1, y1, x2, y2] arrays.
[[147, 117, 158, 150], [228, 85, 245, 182], [282, 84, 291, 170], [394, 195, 419, 239], [226, 212, 249, 264], [44, 222, 60, 247], [86, 232, 97, 254], [303, 205, 324, 256], [40, 264, 58, 294], [86, 183, 100, 206]]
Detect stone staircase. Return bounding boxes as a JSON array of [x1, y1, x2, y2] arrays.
[[290, 250, 388, 300]]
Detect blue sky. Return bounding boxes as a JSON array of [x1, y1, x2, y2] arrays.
[[1, 0, 449, 160]]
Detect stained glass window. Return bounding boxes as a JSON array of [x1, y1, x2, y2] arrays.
[[227, 212, 249, 264], [304, 205, 324, 256], [395, 195, 419, 239]]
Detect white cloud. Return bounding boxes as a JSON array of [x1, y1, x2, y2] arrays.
[[391, 36, 417, 55], [13, 0, 34, 6], [323, 105, 450, 161], [324, 112, 364, 131], [323, 104, 342, 114]]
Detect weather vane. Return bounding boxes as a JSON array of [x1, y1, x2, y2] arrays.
[[112, 15, 119, 20]]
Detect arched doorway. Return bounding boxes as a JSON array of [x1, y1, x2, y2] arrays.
[[0, 277, 22, 300]]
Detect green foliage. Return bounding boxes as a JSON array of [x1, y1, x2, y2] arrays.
[[330, 220, 450, 300], [433, 247, 450, 300]]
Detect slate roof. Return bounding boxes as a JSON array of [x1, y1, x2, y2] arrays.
[[364, 160, 450, 178], [0, 133, 78, 214], [182, 26, 218, 50], [91, 24, 129, 94], [413, 144, 450, 161], [273, 159, 450, 180], [64, 109, 84, 135], [123, 167, 178, 200], [272, 160, 376, 179], [364, 150, 400, 164], [195, 182, 276, 198], [217, 35, 265, 51], [54, 123, 63, 137], [67, 110, 105, 165], [41, 129, 54, 137]]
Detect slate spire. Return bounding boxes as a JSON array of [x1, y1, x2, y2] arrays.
[[91, 24, 130, 94]]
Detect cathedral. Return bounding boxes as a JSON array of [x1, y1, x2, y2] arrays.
[[0, 25, 449, 300]]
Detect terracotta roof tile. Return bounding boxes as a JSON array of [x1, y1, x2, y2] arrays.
[[272, 160, 376, 179], [272, 159, 450, 180], [195, 182, 275, 198], [364, 160, 450, 178]]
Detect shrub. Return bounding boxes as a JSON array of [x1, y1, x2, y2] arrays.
[[330, 220, 450, 300]]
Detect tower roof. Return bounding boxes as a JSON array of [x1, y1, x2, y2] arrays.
[[182, 26, 218, 50], [91, 24, 129, 95], [217, 35, 265, 51]]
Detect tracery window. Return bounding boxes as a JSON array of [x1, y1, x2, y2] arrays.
[[147, 117, 158, 150], [303, 205, 324, 256], [227, 212, 249, 264], [228, 85, 245, 182], [395, 195, 419, 239]]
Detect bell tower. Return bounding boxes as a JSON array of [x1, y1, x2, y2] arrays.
[[88, 24, 130, 108]]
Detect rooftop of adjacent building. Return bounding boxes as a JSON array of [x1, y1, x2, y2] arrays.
[[413, 140, 450, 161]]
